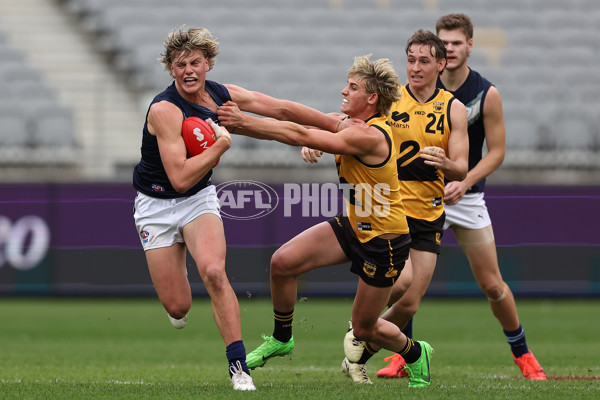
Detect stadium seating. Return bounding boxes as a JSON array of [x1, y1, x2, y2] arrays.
[[0, 36, 77, 163], [0, 104, 29, 147], [1, 0, 598, 174]]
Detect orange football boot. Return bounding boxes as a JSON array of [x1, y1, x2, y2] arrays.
[[376, 353, 409, 378], [513, 351, 547, 380]]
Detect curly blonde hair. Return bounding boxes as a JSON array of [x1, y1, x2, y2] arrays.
[[158, 26, 220, 72]]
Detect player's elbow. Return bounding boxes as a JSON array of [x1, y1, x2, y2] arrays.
[[172, 182, 191, 194], [170, 176, 194, 194], [285, 127, 311, 147], [445, 162, 468, 182], [273, 100, 295, 121], [455, 167, 468, 182]]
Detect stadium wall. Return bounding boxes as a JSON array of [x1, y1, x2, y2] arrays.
[[0, 182, 598, 298]]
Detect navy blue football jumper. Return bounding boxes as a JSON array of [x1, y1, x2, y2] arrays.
[[133, 80, 231, 199], [437, 68, 493, 194]]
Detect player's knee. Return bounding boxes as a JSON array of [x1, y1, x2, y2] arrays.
[[394, 297, 419, 318], [482, 281, 507, 301], [165, 302, 190, 319], [352, 324, 372, 342], [270, 249, 295, 278], [201, 263, 228, 292], [388, 285, 407, 306]]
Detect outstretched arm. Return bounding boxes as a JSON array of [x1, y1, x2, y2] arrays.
[[224, 85, 342, 132], [445, 87, 504, 205], [218, 101, 388, 163]]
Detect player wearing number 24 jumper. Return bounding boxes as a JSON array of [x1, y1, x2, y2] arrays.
[[373, 15, 546, 381]]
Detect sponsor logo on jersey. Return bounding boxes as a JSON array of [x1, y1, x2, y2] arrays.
[[391, 111, 410, 122], [357, 221, 372, 231], [390, 111, 410, 129], [432, 197, 443, 207]]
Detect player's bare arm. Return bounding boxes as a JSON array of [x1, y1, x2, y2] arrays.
[[224, 84, 341, 132], [149, 101, 230, 193], [218, 101, 388, 164], [445, 86, 505, 204], [300, 118, 369, 163], [478, 86, 506, 177]]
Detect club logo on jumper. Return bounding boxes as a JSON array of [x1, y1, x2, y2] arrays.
[[151, 183, 165, 192], [362, 261, 377, 277], [140, 230, 150, 244], [216, 180, 279, 220], [433, 101, 444, 113]]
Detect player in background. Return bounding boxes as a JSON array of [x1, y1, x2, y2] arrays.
[[218, 55, 434, 388], [436, 13, 546, 380], [337, 30, 469, 382], [374, 14, 547, 380], [132, 26, 341, 391]]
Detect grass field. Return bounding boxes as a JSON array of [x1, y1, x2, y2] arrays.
[[1, 297, 598, 399]]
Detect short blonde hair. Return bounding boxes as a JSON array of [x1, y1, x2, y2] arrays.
[[159, 27, 219, 72], [347, 55, 401, 116]]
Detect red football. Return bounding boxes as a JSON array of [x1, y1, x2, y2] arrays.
[[181, 117, 219, 165]]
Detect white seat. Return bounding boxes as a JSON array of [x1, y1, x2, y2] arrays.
[[503, 105, 541, 150], [0, 112, 29, 146], [30, 106, 76, 147], [552, 107, 595, 150]]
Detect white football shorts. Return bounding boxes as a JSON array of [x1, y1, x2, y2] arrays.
[[443, 192, 492, 230], [133, 185, 221, 251]]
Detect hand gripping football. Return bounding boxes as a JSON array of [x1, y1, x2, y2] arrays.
[[181, 116, 219, 165]]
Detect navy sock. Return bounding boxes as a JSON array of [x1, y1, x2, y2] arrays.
[[226, 340, 250, 376], [402, 317, 413, 339], [504, 324, 529, 358]]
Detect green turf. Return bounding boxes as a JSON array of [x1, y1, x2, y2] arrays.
[[0, 297, 598, 399]]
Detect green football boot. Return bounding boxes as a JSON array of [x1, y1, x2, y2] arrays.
[[246, 334, 294, 369], [404, 341, 433, 387]]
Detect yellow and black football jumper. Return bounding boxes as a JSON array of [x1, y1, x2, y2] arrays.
[[328, 114, 411, 287], [388, 85, 455, 253]]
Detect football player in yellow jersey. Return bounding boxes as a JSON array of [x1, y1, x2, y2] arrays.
[[218, 55, 434, 388], [337, 30, 469, 381]]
